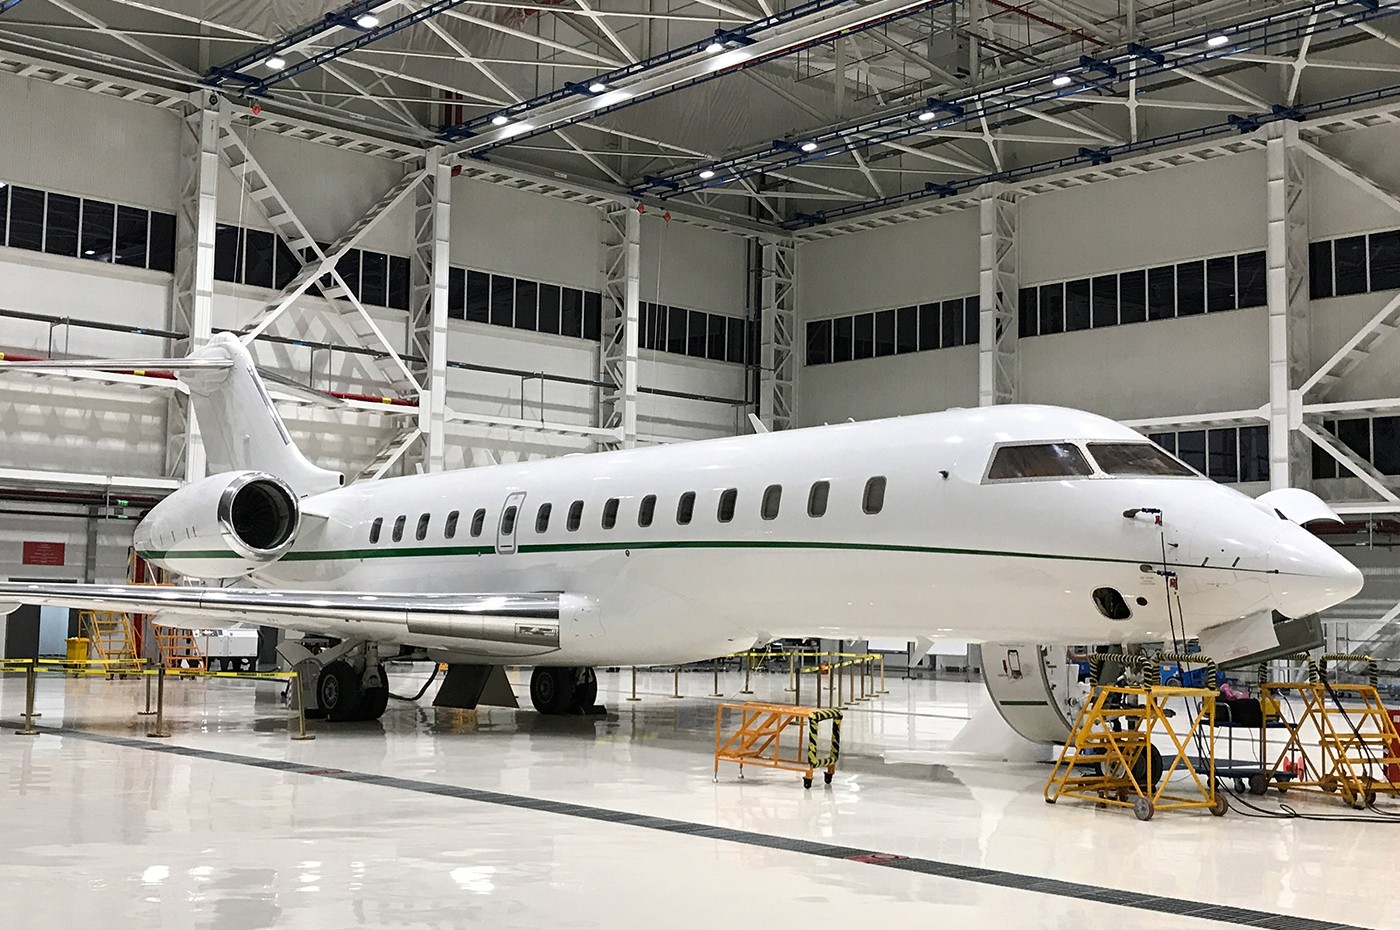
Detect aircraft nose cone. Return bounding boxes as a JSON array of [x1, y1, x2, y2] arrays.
[[1267, 528, 1364, 617]]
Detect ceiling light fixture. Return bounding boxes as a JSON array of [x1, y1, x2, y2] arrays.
[[1206, 33, 1229, 48], [917, 110, 936, 122], [491, 114, 510, 126], [1051, 73, 1072, 87], [588, 82, 608, 94], [355, 13, 380, 29], [264, 55, 287, 71], [706, 40, 725, 54], [800, 141, 818, 152], [699, 169, 716, 179]]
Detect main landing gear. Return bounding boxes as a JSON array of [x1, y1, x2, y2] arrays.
[[279, 638, 392, 722], [529, 667, 601, 715]]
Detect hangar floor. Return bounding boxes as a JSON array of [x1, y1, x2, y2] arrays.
[[1, 666, 1395, 930]]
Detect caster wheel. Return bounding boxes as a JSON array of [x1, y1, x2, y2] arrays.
[[1276, 785, 1289, 796], [1133, 797, 1155, 822], [824, 771, 833, 785], [1365, 790, 1378, 808], [1045, 797, 1056, 804], [803, 777, 813, 789], [1321, 774, 1339, 794], [1210, 794, 1228, 817], [1248, 773, 1269, 796], [1233, 778, 1246, 794]]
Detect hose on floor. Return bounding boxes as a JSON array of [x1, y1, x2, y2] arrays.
[[390, 663, 441, 702]]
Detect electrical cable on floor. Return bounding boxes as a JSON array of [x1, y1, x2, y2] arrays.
[[390, 662, 440, 701]]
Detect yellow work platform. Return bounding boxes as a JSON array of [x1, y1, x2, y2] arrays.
[[714, 701, 842, 788]]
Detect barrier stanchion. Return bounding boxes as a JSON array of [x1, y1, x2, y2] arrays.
[[860, 657, 868, 702], [671, 666, 682, 699], [795, 657, 803, 706], [837, 658, 845, 706], [740, 654, 754, 695], [786, 652, 796, 693], [16, 663, 39, 736], [711, 659, 722, 698], [288, 671, 314, 741], [146, 667, 171, 739], [137, 670, 156, 716], [827, 658, 835, 707], [627, 667, 641, 702], [879, 655, 888, 694]]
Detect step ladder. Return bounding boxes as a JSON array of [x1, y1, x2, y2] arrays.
[[154, 624, 207, 670], [79, 610, 141, 672]]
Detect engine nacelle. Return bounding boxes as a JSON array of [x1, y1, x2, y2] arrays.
[[134, 471, 300, 579]]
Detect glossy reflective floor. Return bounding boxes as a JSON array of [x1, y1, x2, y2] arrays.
[[2, 666, 1397, 930]]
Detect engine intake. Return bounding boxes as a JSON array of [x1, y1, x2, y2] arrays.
[[134, 471, 301, 579]]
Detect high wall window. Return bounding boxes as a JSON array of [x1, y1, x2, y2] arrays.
[[0, 181, 175, 273], [638, 300, 753, 364], [447, 265, 603, 342], [805, 295, 979, 366], [1146, 425, 1269, 483], [1312, 415, 1400, 478], [1018, 250, 1268, 339]]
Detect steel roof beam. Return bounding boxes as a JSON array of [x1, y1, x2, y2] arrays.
[[205, 0, 470, 94], [439, 0, 959, 151], [636, 0, 1400, 199]]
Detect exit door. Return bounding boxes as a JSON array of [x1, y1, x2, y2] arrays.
[[496, 491, 527, 555]]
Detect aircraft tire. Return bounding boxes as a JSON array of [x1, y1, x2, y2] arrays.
[[356, 671, 390, 722], [530, 667, 576, 715], [319, 661, 364, 723]]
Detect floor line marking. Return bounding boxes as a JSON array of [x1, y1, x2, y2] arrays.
[[6, 723, 1370, 930]]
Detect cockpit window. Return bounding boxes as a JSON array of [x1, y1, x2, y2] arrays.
[[1088, 442, 1198, 477], [986, 443, 1094, 481]]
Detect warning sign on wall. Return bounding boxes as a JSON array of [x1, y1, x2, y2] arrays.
[[22, 541, 66, 566]]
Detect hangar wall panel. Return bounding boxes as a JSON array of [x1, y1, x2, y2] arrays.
[[451, 179, 602, 292], [639, 216, 748, 316], [800, 347, 978, 426], [0, 71, 179, 212]]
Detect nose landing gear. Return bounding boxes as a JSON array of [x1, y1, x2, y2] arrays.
[[529, 667, 602, 715]]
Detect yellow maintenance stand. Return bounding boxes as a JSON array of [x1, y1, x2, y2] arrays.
[[1045, 652, 1226, 821], [1259, 653, 1400, 808]]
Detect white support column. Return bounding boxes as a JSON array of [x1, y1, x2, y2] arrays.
[[165, 92, 222, 481], [1265, 120, 1311, 491], [408, 148, 452, 474], [598, 204, 640, 450], [978, 184, 1019, 407], [759, 240, 797, 431]]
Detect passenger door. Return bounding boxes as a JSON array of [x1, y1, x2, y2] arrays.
[[496, 491, 527, 555]]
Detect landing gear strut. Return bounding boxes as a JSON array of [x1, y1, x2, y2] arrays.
[[280, 638, 391, 723], [530, 667, 600, 715]]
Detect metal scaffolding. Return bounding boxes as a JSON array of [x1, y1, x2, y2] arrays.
[[598, 204, 641, 450], [1265, 120, 1311, 492], [408, 147, 452, 474], [759, 240, 797, 431], [978, 184, 1018, 407]]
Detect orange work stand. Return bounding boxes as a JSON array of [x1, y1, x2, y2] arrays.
[[714, 701, 842, 788]]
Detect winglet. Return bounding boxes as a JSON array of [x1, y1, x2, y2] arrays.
[[747, 413, 770, 434]]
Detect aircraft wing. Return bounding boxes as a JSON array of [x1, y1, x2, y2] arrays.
[[0, 582, 590, 652]]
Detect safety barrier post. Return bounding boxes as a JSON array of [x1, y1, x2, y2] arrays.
[[827, 656, 835, 707], [138, 668, 156, 716], [740, 653, 754, 695], [711, 659, 723, 698], [146, 667, 171, 739], [627, 667, 641, 702], [879, 655, 888, 694], [837, 658, 845, 706], [16, 663, 39, 736], [795, 658, 803, 706], [786, 652, 796, 693], [288, 672, 314, 741], [671, 666, 682, 699], [860, 657, 868, 702]]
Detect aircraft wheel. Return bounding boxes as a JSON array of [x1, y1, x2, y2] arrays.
[[355, 667, 390, 721], [530, 667, 576, 715], [318, 661, 364, 723]]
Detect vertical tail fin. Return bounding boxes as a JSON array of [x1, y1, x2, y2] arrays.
[[182, 334, 343, 496]]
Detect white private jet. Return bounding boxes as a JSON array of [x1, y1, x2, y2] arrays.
[[0, 334, 1363, 729]]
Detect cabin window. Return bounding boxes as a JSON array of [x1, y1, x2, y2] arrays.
[[444, 510, 459, 539], [761, 484, 782, 521], [392, 515, 406, 542], [567, 500, 584, 532], [1087, 442, 1197, 478], [369, 517, 383, 543], [416, 513, 430, 541], [808, 481, 829, 518], [717, 488, 738, 523], [986, 443, 1094, 481], [677, 491, 696, 525], [638, 494, 656, 527], [862, 477, 886, 515], [536, 503, 552, 533], [470, 508, 486, 537], [602, 498, 620, 530], [501, 506, 518, 536]]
